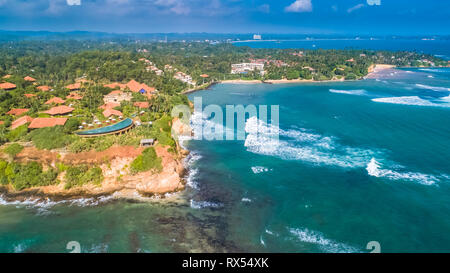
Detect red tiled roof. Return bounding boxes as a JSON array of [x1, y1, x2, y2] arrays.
[[65, 82, 81, 90], [28, 118, 67, 129], [103, 109, 123, 118], [126, 80, 141, 92], [6, 108, 29, 116], [37, 85, 51, 91], [24, 76, 36, 82], [107, 90, 123, 96], [140, 83, 155, 93], [99, 102, 120, 110], [0, 121, 4, 125], [200, 74, 209, 78], [104, 83, 126, 89], [134, 101, 149, 108], [45, 97, 66, 105], [0, 82, 16, 90], [24, 94, 37, 98], [66, 92, 83, 100], [11, 115, 33, 130], [2, 75, 11, 79], [44, 106, 74, 115]]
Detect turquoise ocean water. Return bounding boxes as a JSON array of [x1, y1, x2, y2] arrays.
[[1, 41, 450, 253]]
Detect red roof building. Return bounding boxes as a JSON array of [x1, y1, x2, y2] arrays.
[[24, 76, 36, 82], [45, 97, 66, 105], [24, 94, 37, 98], [103, 109, 123, 118], [28, 118, 68, 129], [99, 102, 121, 110], [66, 92, 83, 100], [2, 75, 11, 79], [65, 82, 81, 90], [44, 106, 75, 116], [37, 85, 51, 91], [6, 108, 29, 116], [200, 74, 209, 78], [104, 82, 126, 89], [0, 121, 4, 125], [0, 82, 17, 90], [11, 115, 33, 130], [126, 80, 142, 92], [134, 101, 149, 109]]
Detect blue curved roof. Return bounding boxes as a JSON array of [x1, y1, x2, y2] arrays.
[[76, 118, 133, 136]]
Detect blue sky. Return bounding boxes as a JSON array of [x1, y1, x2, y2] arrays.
[[0, 0, 449, 35]]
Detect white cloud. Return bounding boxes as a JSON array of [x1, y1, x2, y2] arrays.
[[367, 0, 381, 6], [66, 0, 81, 5], [285, 0, 312, 13], [154, 0, 190, 15], [347, 3, 364, 13]]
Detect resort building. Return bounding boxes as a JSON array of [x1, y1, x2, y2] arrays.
[[45, 97, 66, 105], [44, 106, 75, 116], [65, 82, 81, 90], [11, 115, 33, 130], [6, 108, 29, 116], [24, 76, 36, 82], [99, 102, 121, 110], [174, 72, 194, 85], [103, 108, 123, 118], [0, 82, 16, 90], [103, 90, 132, 104], [28, 118, 68, 129], [37, 85, 51, 91], [104, 82, 127, 90], [134, 101, 149, 109], [231, 62, 265, 75], [140, 139, 154, 147], [66, 92, 83, 100]]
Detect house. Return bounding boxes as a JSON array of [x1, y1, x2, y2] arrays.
[[200, 74, 209, 78], [140, 139, 154, 147], [126, 80, 142, 92], [44, 106, 75, 116], [0, 82, 16, 90], [99, 102, 121, 110], [174, 72, 194, 85], [231, 63, 265, 75], [28, 118, 68, 129], [134, 101, 149, 109], [66, 92, 83, 100], [24, 76, 36, 82], [45, 97, 66, 105], [11, 116, 33, 130], [24, 94, 36, 98], [37, 85, 51, 91], [104, 82, 126, 90], [6, 108, 29, 116], [65, 82, 81, 90], [103, 90, 132, 103], [103, 109, 123, 118]]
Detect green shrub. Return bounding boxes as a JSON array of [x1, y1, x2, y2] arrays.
[[7, 124, 28, 142], [130, 147, 162, 174], [28, 126, 74, 150], [64, 165, 104, 189], [3, 143, 24, 159], [64, 118, 80, 134]]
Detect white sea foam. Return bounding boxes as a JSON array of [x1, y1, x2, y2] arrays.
[[372, 96, 449, 107], [244, 117, 377, 168], [366, 158, 439, 186], [415, 84, 450, 92], [0, 195, 114, 212], [419, 68, 449, 73], [241, 197, 252, 202], [190, 199, 223, 209], [288, 227, 360, 253], [329, 89, 366, 95], [251, 166, 269, 174], [183, 151, 202, 190]]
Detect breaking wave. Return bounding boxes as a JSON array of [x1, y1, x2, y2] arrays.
[[329, 89, 366, 95], [244, 116, 378, 168], [372, 96, 450, 107], [366, 158, 439, 186], [415, 84, 450, 92], [251, 166, 270, 174], [288, 227, 361, 253]]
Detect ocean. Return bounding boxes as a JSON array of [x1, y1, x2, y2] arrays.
[[1, 41, 450, 253]]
